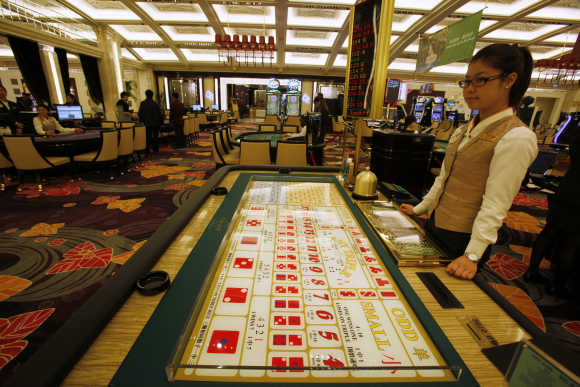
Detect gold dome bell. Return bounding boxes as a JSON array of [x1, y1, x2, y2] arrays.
[[352, 167, 378, 200]]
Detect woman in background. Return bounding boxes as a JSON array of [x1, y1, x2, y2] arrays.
[[33, 105, 82, 136]]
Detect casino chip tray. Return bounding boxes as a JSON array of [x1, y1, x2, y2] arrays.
[[356, 201, 451, 266]]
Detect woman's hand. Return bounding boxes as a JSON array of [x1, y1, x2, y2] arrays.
[[74, 127, 83, 133], [446, 256, 477, 280], [399, 203, 415, 215]]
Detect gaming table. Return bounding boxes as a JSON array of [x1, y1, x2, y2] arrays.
[[51, 167, 530, 387]]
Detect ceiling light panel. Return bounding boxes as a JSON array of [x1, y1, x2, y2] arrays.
[[110, 25, 162, 41], [213, 4, 275, 25], [162, 26, 214, 42], [65, 0, 139, 20], [285, 52, 328, 65], [456, 0, 540, 17], [425, 18, 496, 34], [388, 58, 416, 71], [334, 54, 347, 67], [181, 49, 220, 62], [286, 30, 338, 47], [429, 63, 468, 74], [121, 48, 137, 61], [342, 37, 348, 48], [392, 14, 422, 33], [287, 7, 349, 28], [12, 0, 82, 19], [545, 30, 580, 43], [289, 0, 356, 5], [527, 1, 580, 22], [133, 48, 177, 61], [0, 45, 13, 57], [395, 0, 444, 11], [486, 22, 565, 41], [531, 47, 572, 60], [136, 2, 207, 22]]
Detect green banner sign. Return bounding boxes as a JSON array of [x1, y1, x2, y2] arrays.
[[416, 10, 483, 72]]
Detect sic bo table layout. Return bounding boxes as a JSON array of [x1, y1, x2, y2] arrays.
[[111, 173, 478, 386]]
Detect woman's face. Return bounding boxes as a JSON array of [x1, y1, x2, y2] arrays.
[[462, 59, 516, 117], [38, 106, 48, 116]]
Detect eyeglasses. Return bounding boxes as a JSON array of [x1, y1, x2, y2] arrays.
[[458, 73, 506, 89]]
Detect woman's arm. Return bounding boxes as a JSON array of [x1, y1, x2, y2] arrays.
[[33, 116, 46, 135]]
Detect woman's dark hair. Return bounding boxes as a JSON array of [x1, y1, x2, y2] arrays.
[[471, 43, 533, 111], [37, 103, 49, 111]]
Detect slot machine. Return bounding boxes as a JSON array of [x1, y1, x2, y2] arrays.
[[266, 78, 282, 116], [413, 96, 426, 123], [431, 96, 445, 125], [284, 79, 302, 117]]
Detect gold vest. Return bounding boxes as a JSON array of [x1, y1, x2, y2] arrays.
[[430, 115, 527, 233]]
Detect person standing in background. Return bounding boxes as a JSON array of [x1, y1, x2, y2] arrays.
[[65, 93, 78, 106], [116, 92, 132, 122], [138, 90, 163, 153], [170, 92, 185, 148]]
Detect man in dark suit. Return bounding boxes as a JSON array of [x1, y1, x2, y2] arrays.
[[138, 90, 163, 153], [0, 85, 23, 134]]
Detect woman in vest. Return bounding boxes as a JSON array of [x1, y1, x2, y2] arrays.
[[400, 44, 538, 280], [33, 104, 82, 136]]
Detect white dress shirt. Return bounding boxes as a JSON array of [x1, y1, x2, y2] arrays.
[[413, 108, 538, 259], [33, 116, 76, 136]]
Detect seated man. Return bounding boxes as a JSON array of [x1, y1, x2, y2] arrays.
[[33, 104, 82, 136], [0, 85, 24, 134]]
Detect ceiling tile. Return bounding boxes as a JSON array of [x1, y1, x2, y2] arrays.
[[213, 4, 275, 25], [286, 30, 338, 47], [285, 52, 328, 65], [162, 26, 214, 42], [287, 7, 349, 28], [334, 54, 348, 67], [110, 25, 162, 42], [527, 0, 580, 21], [137, 2, 207, 22], [65, 0, 139, 20], [133, 48, 177, 61], [486, 22, 566, 41]]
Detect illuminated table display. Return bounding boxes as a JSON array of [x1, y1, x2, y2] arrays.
[[113, 174, 476, 386], [356, 201, 451, 266]]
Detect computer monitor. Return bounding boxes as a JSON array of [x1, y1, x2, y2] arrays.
[[211, 104, 218, 110], [56, 105, 83, 121], [192, 105, 202, 112]]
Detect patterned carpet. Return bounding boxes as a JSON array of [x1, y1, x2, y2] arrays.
[[0, 124, 577, 384], [0, 131, 218, 383], [478, 190, 580, 353]]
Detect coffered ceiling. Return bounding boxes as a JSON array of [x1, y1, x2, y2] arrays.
[[0, 0, 578, 78]]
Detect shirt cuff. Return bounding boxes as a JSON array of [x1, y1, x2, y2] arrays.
[[412, 201, 430, 215], [465, 238, 489, 261]]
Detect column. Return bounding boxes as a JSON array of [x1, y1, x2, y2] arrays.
[[203, 76, 215, 108], [301, 80, 314, 114], [39, 45, 65, 105], [97, 27, 123, 121]]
